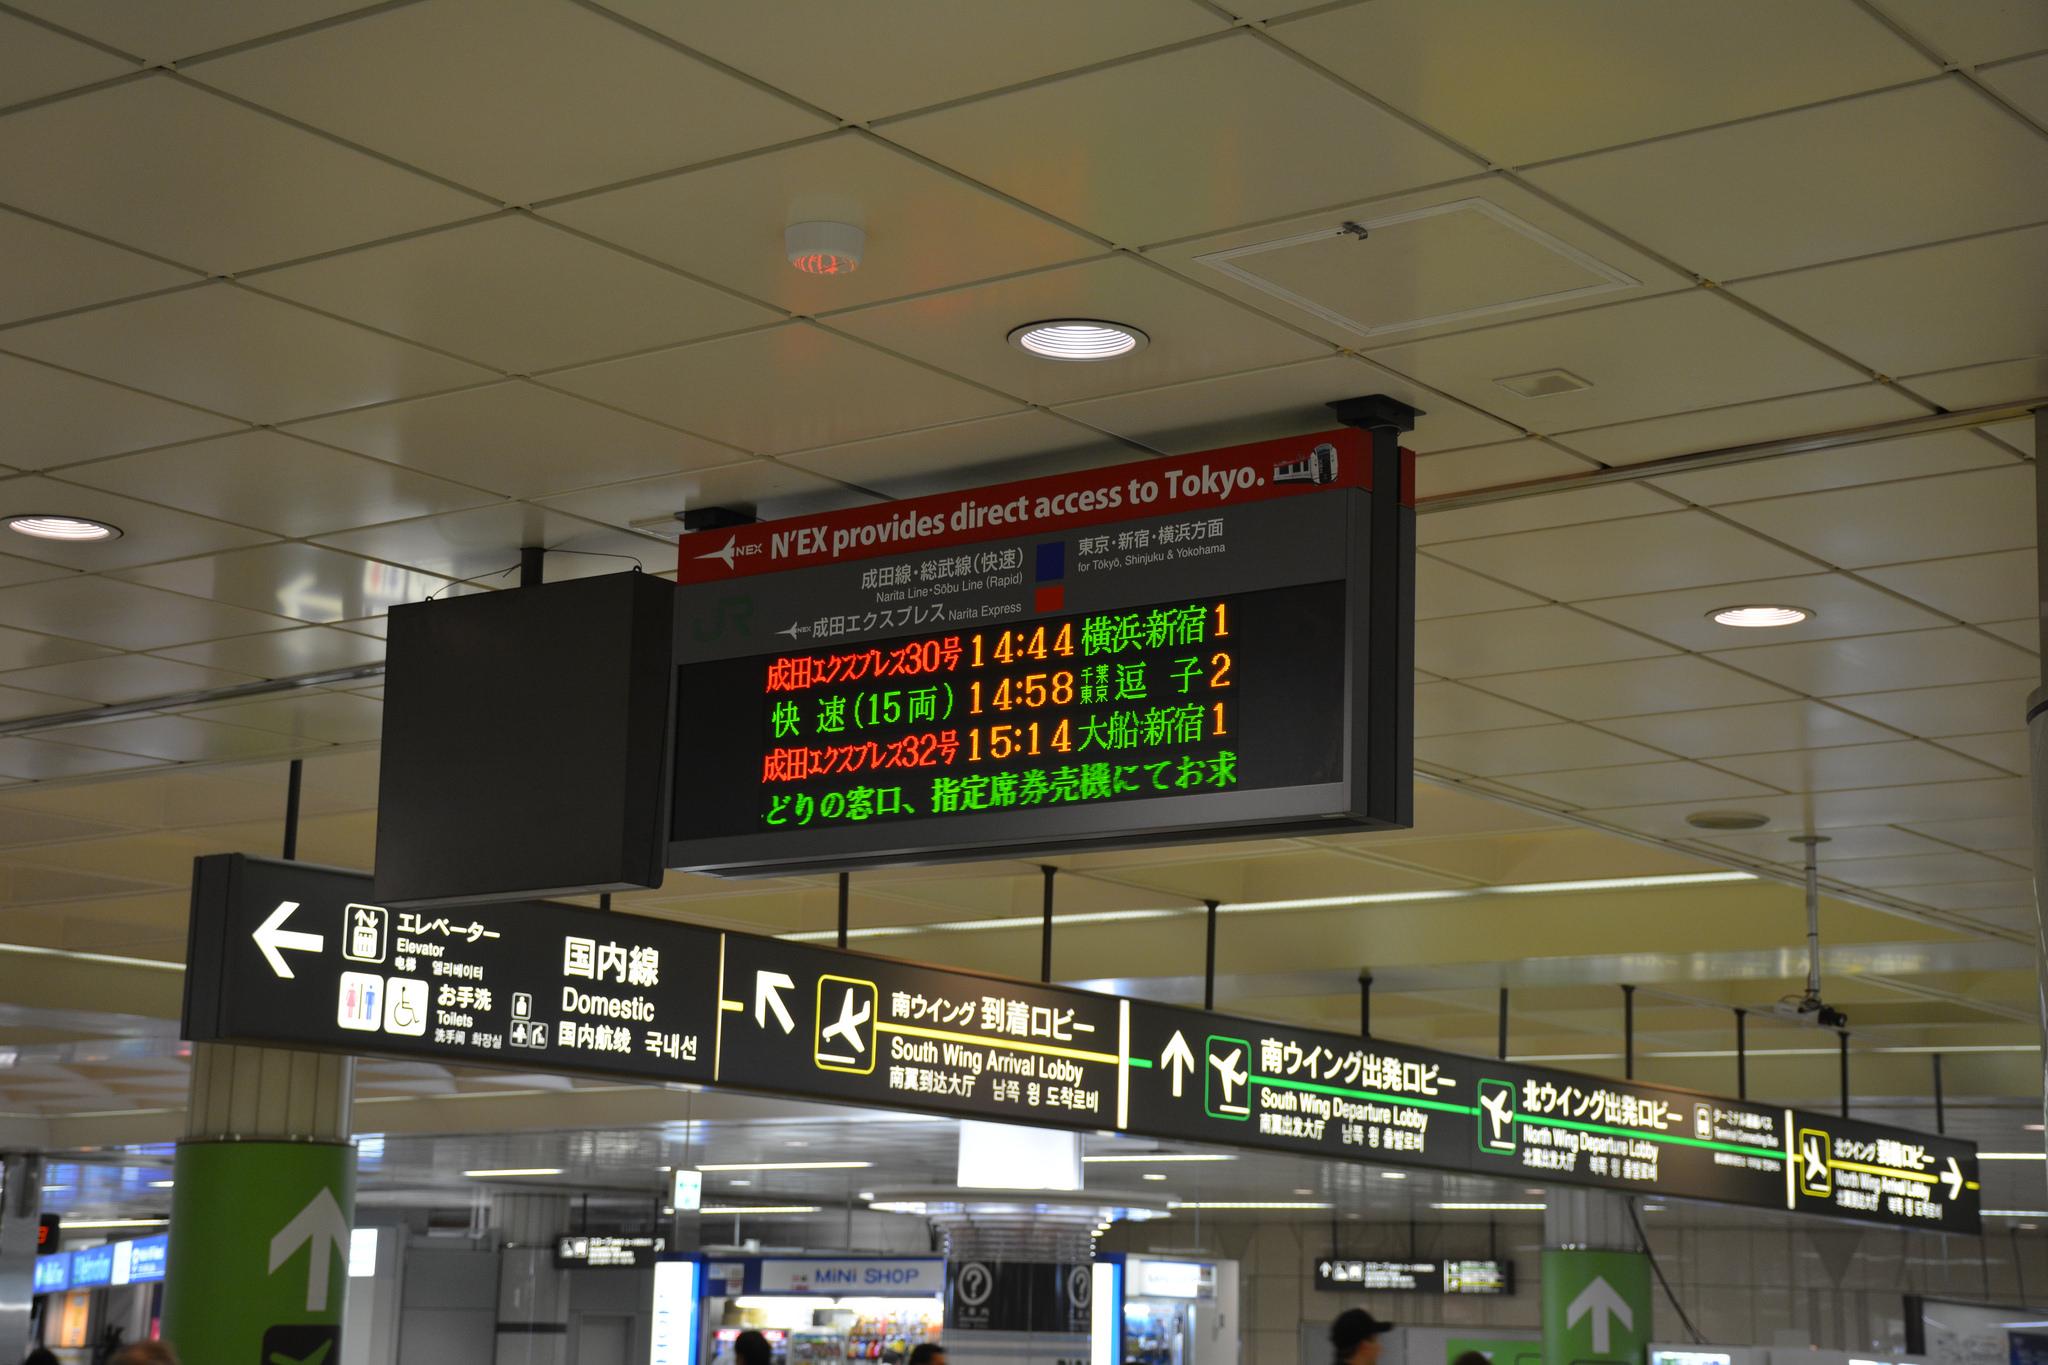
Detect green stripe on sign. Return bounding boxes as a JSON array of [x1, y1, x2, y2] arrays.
[[1253, 1073, 1480, 1117], [1526, 1113, 1785, 1159], [1126, 1057, 1153, 1068]]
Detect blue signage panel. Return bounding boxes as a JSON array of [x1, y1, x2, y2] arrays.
[[123, 1234, 169, 1284], [33, 1251, 71, 1294], [70, 1243, 115, 1289]]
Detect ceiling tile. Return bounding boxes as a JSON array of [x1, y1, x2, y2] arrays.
[[7, 2, 383, 64], [1980, 618, 2036, 652], [61, 430, 498, 538], [249, 214, 782, 375], [1816, 850, 2026, 887], [1979, 418, 2036, 456], [1594, 700, 1899, 758], [194, 690, 383, 745], [1708, 627, 2036, 696], [0, 626, 112, 673], [1730, 223, 2048, 379], [1908, 814, 2033, 852], [1414, 558, 1544, 620], [1983, 50, 2048, 124], [1903, 357, 2048, 412], [1944, 729, 2028, 773], [1413, 682, 1559, 737], [548, 325, 1015, 456], [1694, 822, 1953, 862], [1418, 606, 1671, 677], [0, 207, 195, 326], [312, 504, 665, 584], [1526, 80, 2048, 282], [45, 712, 318, 763], [780, 413, 1119, 501], [0, 577, 292, 651], [885, 34, 1478, 246], [0, 684, 92, 722], [1413, 440, 1600, 498], [0, 476, 273, 572], [1058, 356, 1520, 459], [1555, 385, 1931, 468], [1835, 678, 2034, 738], [190, 0, 832, 204], [1711, 739, 2003, 792], [0, 352, 243, 472], [1417, 724, 1670, 777], [154, 625, 384, 680], [0, 76, 481, 273], [1648, 430, 2015, 505], [1272, 0, 1931, 165], [115, 544, 450, 624], [604, 0, 1220, 121], [1, 285, 493, 426], [0, 12, 139, 104], [1429, 510, 1820, 601], [1869, 0, 2048, 66], [1892, 878, 2033, 912], [1471, 656, 1795, 720], [0, 654, 254, 705], [0, 552, 75, 592], [1419, 483, 1676, 546], [831, 256, 1328, 407], [1499, 760, 1777, 809], [1861, 549, 2035, 623], [1576, 572, 1948, 651], [0, 736, 159, 781], [1714, 465, 2034, 567], [547, 131, 1101, 316], [285, 380, 736, 500], [537, 462, 871, 534]]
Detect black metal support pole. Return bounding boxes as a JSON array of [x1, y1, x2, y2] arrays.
[[599, 893, 611, 912], [519, 545, 545, 587], [1839, 1030, 1851, 1117], [1623, 984, 1636, 1080], [1359, 972, 1373, 1039], [1497, 987, 1509, 1061], [1040, 866, 1056, 984], [837, 872, 850, 951], [1933, 1052, 1946, 1134], [1203, 900, 1219, 1011], [281, 757, 303, 861], [1735, 1008, 1748, 1100]]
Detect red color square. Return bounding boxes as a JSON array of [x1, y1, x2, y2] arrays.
[[1034, 585, 1065, 614]]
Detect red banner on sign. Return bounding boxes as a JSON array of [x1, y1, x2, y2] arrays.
[[675, 427, 1410, 584]]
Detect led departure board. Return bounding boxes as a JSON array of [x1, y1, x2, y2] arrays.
[[188, 854, 1979, 1235], [669, 427, 1414, 874]]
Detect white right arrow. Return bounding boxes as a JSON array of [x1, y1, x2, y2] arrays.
[[1161, 1030, 1196, 1098], [1566, 1276, 1634, 1354], [1943, 1156, 1965, 1201], [269, 1187, 351, 1312], [755, 971, 796, 1034], [253, 901, 324, 979]]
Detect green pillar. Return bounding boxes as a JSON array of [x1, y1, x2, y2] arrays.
[[1540, 1249, 1652, 1365], [162, 1043, 356, 1364]]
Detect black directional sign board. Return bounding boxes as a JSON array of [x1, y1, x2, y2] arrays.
[[186, 855, 1979, 1234], [1315, 1258, 1514, 1295]]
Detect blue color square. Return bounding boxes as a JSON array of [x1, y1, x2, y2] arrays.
[[1034, 541, 1065, 582]]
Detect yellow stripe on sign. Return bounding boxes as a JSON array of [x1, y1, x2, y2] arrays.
[[721, 1000, 743, 1012], [1831, 1159, 1934, 1183], [878, 1021, 1120, 1066]]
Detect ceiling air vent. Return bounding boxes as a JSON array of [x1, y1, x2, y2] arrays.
[[1495, 368, 1592, 399], [1195, 198, 1638, 340]]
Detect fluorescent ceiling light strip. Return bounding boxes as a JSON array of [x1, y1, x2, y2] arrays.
[[1171, 1201, 1329, 1210], [1979, 1153, 2048, 1161], [782, 872, 1757, 941], [0, 942, 184, 972], [701, 1205, 821, 1215], [696, 1161, 872, 1172], [1983, 1210, 2048, 1217], [61, 1218, 168, 1229], [1084, 1154, 1236, 1164], [462, 1168, 562, 1178], [1431, 1202, 1545, 1211]]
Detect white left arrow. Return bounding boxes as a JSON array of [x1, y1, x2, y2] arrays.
[[269, 1186, 350, 1312], [1566, 1276, 1634, 1354], [1943, 1156, 1965, 1201], [254, 901, 324, 979]]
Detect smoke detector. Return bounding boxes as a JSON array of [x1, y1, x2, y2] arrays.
[[786, 221, 864, 275]]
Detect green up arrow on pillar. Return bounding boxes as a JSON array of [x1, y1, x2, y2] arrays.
[[1541, 1249, 1651, 1365], [162, 1140, 355, 1364]]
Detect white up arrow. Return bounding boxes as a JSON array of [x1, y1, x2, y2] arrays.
[[269, 1187, 351, 1312], [755, 971, 796, 1034], [1567, 1276, 1634, 1354], [1942, 1156, 1965, 1201], [1161, 1030, 1197, 1098], [253, 901, 324, 979]]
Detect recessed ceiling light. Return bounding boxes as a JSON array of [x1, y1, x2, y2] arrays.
[[1008, 319, 1148, 361], [8, 514, 120, 542], [1710, 605, 1810, 629], [1143, 1173, 1167, 1181], [1379, 1171, 1407, 1180], [1293, 1187, 1315, 1196], [1685, 810, 1771, 832]]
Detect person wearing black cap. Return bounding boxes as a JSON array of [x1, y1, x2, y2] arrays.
[[1330, 1308, 1394, 1365]]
